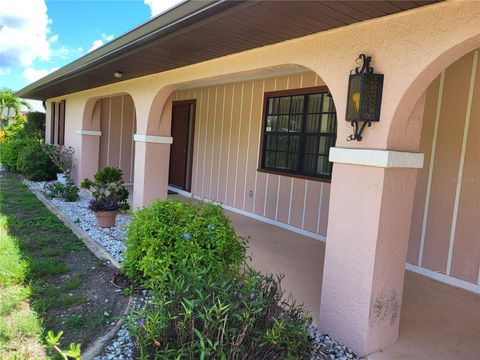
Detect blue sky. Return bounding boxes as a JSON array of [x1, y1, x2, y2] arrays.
[[0, 0, 183, 108]]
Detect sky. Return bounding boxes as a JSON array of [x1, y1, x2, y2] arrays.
[[0, 0, 184, 110]]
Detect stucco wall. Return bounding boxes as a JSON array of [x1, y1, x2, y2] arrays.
[[407, 49, 480, 285], [173, 70, 330, 237]]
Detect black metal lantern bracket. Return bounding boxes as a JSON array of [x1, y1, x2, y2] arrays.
[[345, 54, 384, 141]]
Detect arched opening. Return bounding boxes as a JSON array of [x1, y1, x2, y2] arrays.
[[80, 94, 137, 199], [378, 48, 480, 359], [144, 65, 337, 322]]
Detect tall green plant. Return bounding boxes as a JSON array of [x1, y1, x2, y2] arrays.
[[127, 262, 312, 360], [0, 89, 31, 127], [123, 199, 247, 286]]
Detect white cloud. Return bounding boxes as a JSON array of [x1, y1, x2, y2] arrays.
[[88, 39, 104, 53], [23, 66, 59, 83], [102, 33, 114, 42], [0, 0, 53, 68], [144, 0, 184, 17], [48, 34, 58, 43], [0, 68, 12, 76], [24, 99, 45, 112]]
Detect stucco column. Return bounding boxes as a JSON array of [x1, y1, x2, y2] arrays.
[[319, 147, 424, 356], [77, 130, 101, 183], [132, 134, 173, 208]]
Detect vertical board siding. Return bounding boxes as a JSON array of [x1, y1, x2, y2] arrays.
[[421, 53, 473, 273], [407, 78, 441, 265], [449, 51, 480, 283], [173, 71, 330, 237], [98, 94, 136, 183], [408, 49, 480, 285]]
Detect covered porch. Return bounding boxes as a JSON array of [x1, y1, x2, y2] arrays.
[[191, 202, 480, 360], [34, 1, 480, 356]]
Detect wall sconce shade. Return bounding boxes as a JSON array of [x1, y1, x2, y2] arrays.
[[346, 73, 383, 122], [345, 54, 384, 141]]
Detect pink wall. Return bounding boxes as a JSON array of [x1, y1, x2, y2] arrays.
[[173, 71, 331, 237], [174, 55, 480, 287], [98, 95, 136, 183], [407, 50, 480, 285]]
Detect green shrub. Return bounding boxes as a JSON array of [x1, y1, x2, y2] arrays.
[[81, 166, 129, 210], [25, 111, 45, 139], [0, 139, 29, 171], [2, 116, 28, 141], [123, 199, 247, 286], [44, 180, 79, 202], [16, 141, 59, 181], [127, 262, 312, 360]]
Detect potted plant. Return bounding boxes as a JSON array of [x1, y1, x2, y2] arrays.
[[81, 167, 129, 228], [48, 145, 75, 185], [88, 197, 121, 228]]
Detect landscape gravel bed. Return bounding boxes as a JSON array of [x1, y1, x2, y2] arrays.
[[25, 180, 132, 262], [25, 179, 361, 360]]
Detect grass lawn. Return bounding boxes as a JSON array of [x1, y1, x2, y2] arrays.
[[0, 171, 128, 359]]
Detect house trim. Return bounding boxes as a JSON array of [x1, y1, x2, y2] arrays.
[[76, 129, 102, 136], [405, 263, 480, 295], [329, 147, 424, 168], [133, 134, 173, 144]]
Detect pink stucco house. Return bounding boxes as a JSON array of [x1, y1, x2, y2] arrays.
[[18, 1, 480, 358]]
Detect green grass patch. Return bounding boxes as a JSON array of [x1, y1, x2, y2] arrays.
[[64, 314, 86, 328], [0, 171, 90, 358], [63, 277, 82, 290], [0, 232, 27, 284], [30, 258, 69, 277], [0, 285, 30, 315]]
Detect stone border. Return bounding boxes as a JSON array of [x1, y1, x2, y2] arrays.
[[24, 180, 121, 269], [82, 296, 134, 360], [23, 180, 133, 360]]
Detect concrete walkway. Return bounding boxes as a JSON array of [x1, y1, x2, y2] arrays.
[[137, 191, 480, 359], [224, 209, 480, 360]]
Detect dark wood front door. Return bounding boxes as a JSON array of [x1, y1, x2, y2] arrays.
[[169, 100, 195, 191]]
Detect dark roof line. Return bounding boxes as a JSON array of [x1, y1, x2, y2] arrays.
[[16, 0, 226, 98]]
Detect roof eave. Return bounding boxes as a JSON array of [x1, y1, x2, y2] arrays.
[[16, 0, 225, 100]]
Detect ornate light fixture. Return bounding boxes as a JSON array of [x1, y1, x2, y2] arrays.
[[345, 54, 384, 141]]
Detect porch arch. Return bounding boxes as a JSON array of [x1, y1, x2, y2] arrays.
[[388, 33, 480, 151], [79, 93, 137, 183]]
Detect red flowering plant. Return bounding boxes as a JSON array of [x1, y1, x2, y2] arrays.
[[48, 145, 75, 176]]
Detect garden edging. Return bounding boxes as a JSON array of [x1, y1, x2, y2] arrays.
[[23, 179, 135, 360], [24, 179, 121, 269], [82, 296, 134, 360]]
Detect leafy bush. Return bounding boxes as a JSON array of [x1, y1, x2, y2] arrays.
[[81, 166, 129, 210], [44, 180, 79, 202], [88, 197, 121, 212], [2, 116, 28, 141], [16, 141, 59, 181], [127, 261, 312, 360], [0, 138, 29, 171], [25, 111, 46, 139], [123, 199, 247, 286]]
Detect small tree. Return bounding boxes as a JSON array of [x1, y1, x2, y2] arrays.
[[0, 89, 31, 128]]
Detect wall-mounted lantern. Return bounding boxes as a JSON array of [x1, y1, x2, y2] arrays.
[[345, 54, 384, 141]]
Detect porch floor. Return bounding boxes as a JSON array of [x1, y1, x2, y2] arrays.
[[162, 193, 480, 359], [216, 208, 480, 360]]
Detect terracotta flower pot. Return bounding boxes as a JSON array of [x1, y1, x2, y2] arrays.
[[95, 210, 117, 228]]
